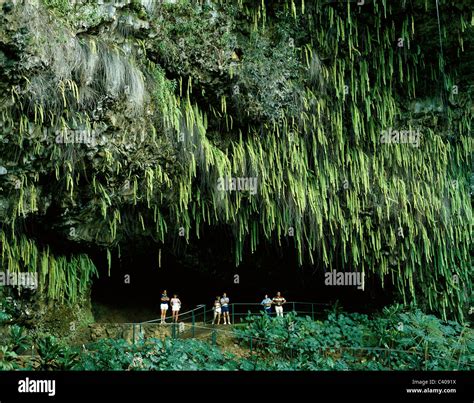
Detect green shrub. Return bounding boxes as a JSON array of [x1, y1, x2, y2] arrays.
[[35, 335, 78, 370], [234, 307, 473, 370], [9, 325, 30, 353], [74, 338, 239, 371], [5, 306, 470, 371], [0, 345, 19, 370]]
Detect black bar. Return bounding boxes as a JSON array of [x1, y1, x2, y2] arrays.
[[0, 371, 471, 401]]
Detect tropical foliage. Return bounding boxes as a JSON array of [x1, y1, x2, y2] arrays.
[[235, 307, 473, 370], [1, 306, 471, 371]]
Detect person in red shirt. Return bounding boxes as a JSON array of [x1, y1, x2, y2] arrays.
[[272, 292, 286, 317]]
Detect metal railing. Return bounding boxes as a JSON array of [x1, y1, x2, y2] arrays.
[[123, 304, 208, 343], [228, 301, 330, 323], [173, 321, 472, 370], [97, 303, 472, 370], [121, 301, 331, 343], [135, 301, 330, 326], [120, 320, 472, 370]]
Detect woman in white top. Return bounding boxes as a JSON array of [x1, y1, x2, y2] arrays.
[[212, 296, 222, 325], [170, 294, 181, 322]]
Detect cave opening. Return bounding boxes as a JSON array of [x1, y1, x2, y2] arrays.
[[89, 228, 396, 323], [22, 214, 396, 323]]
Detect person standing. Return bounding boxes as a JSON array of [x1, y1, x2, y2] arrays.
[[212, 296, 222, 325], [220, 293, 230, 325], [261, 294, 273, 316], [170, 294, 181, 322], [160, 290, 169, 324], [272, 292, 286, 317]]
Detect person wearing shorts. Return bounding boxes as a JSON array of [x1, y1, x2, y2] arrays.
[[160, 290, 169, 324], [272, 292, 286, 317], [261, 294, 273, 316], [212, 296, 222, 325], [220, 293, 230, 325], [170, 294, 181, 322]]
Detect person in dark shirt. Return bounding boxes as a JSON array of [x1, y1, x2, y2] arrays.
[[160, 290, 169, 324]]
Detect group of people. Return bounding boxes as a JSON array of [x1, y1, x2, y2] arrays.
[[159, 290, 182, 323], [260, 292, 287, 317], [211, 293, 231, 325], [212, 292, 287, 325], [159, 290, 287, 324]]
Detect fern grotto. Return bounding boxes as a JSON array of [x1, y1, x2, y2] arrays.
[[0, 0, 472, 389]]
